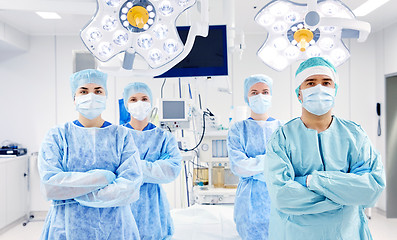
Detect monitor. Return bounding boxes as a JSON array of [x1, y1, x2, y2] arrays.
[[155, 25, 228, 78], [160, 99, 188, 122]]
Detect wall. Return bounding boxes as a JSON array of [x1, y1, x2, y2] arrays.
[[373, 21, 397, 213], [0, 36, 56, 153]]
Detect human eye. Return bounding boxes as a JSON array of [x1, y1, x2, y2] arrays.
[[95, 90, 102, 94]]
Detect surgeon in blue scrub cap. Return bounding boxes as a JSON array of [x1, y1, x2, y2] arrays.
[[227, 74, 283, 240], [264, 57, 385, 240], [122, 82, 182, 239], [38, 69, 143, 240]]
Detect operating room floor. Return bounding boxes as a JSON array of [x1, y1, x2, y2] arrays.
[[0, 209, 396, 240]]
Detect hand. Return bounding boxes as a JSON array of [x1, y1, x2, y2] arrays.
[[349, 160, 371, 176], [295, 175, 308, 187]]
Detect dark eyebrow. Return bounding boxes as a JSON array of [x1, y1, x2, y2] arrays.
[[304, 79, 316, 82], [78, 87, 89, 90], [94, 87, 104, 90], [304, 78, 332, 82]]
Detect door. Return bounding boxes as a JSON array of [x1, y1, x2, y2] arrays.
[[386, 75, 397, 218]]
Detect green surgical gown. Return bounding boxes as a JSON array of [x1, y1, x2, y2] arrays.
[[264, 116, 385, 240]]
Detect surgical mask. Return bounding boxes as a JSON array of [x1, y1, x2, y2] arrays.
[[75, 93, 107, 120], [301, 84, 335, 116], [128, 101, 152, 121], [248, 94, 272, 114]]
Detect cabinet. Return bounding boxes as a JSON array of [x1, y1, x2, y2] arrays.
[[0, 155, 29, 230], [0, 162, 6, 229]]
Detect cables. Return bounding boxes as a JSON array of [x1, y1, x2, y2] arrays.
[[178, 110, 208, 152], [160, 78, 167, 98], [184, 162, 190, 207]]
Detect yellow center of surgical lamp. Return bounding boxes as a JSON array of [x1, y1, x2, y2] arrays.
[[127, 6, 149, 29], [294, 29, 313, 52]]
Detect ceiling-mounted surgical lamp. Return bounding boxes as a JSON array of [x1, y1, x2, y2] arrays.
[[80, 0, 209, 77], [255, 0, 370, 71]]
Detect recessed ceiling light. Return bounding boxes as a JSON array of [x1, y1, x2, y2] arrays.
[[353, 0, 390, 17], [36, 12, 62, 19]]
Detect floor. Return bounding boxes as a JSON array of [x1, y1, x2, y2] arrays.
[[0, 209, 396, 240]]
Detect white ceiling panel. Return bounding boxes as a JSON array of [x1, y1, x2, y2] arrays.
[[0, 0, 395, 36]]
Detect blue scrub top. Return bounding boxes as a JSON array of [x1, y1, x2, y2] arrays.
[[248, 117, 276, 121], [73, 120, 112, 128], [124, 122, 156, 131], [227, 117, 283, 240], [38, 121, 142, 240], [123, 121, 182, 239]]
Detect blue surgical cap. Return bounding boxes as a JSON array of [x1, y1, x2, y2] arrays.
[[244, 74, 273, 103], [123, 82, 153, 108], [294, 57, 339, 98], [70, 69, 108, 97]]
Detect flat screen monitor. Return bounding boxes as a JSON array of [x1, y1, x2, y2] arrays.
[[160, 99, 188, 122], [155, 25, 228, 78]]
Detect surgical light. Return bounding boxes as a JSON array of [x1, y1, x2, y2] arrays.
[[105, 0, 121, 7], [285, 11, 300, 23], [285, 45, 300, 59], [113, 31, 129, 46], [255, 0, 371, 71], [87, 28, 103, 42], [163, 39, 179, 53], [321, 2, 339, 16], [81, 0, 209, 76], [273, 37, 289, 50], [149, 49, 162, 62], [137, 34, 153, 49], [153, 24, 168, 39]]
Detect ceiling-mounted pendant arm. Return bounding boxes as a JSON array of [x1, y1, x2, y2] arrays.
[[198, 0, 209, 36], [319, 17, 371, 42], [122, 47, 136, 70], [304, 0, 320, 28], [307, 0, 318, 12]]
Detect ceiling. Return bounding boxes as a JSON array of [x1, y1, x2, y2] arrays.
[[0, 0, 396, 36], [235, 0, 397, 34]]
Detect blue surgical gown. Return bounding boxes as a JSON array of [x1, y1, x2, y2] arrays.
[[264, 116, 385, 240], [227, 117, 283, 240], [38, 121, 143, 240], [124, 123, 182, 240]]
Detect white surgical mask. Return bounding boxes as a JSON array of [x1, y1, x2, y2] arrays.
[[301, 84, 335, 116], [128, 101, 152, 121], [75, 93, 107, 120], [249, 94, 272, 114]]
